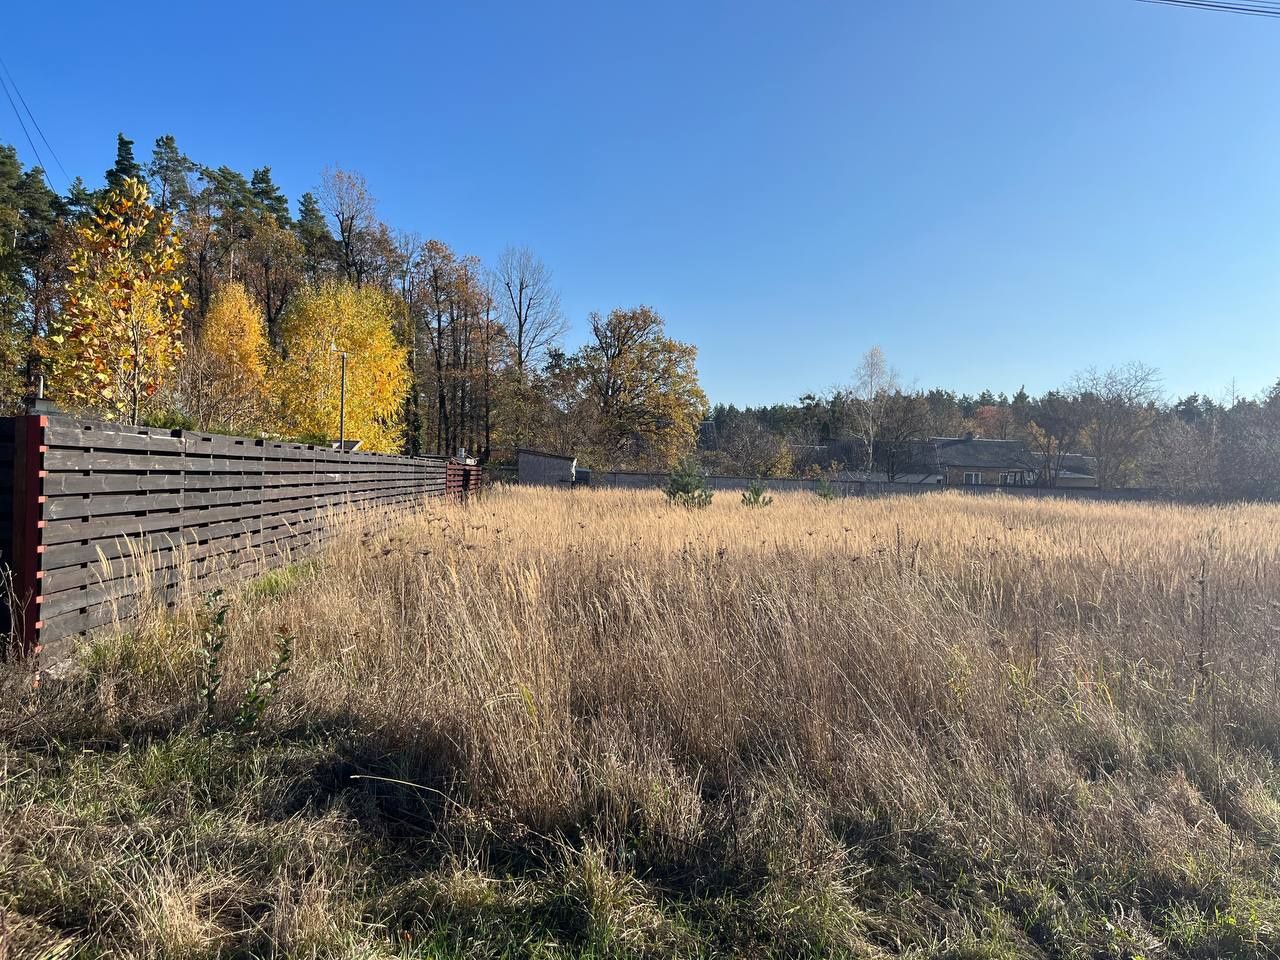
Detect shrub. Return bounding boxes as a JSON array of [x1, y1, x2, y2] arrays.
[[742, 480, 773, 508], [814, 477, 837, 500], [141, 408, 199, 431], [666, 457, 713, 509], [198, 589, 294, 739]]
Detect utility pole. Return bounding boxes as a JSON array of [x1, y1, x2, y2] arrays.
[[330, 341, 348, 449], [339, 350, 347, 450]]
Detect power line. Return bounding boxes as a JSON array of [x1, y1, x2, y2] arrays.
[[1140, 0, 1280, 11], [1133, 0, 1280, 17], [0, 70, 52, 190], [0, 56, 71, 187], [1136, 1, 1280, 14]]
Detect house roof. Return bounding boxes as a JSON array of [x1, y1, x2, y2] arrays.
[[928, 437, 1097, 478], [1056, 453, 1096, 477], [931, 437, 1038, 470], [516, 448, 576, 462]]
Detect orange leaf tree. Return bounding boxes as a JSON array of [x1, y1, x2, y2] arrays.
[[47, 177, 187, 424]]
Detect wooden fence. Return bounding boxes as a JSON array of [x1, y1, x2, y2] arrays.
[[0, 415, 481, 665]]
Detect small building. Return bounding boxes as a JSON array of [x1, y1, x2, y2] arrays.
[[933, 436, 1037, 487], [930, 435, 1097, 488], [1052, 454, 1100, 489], [517, 449, 578, 486]]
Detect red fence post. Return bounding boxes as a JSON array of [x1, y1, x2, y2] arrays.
[[446, 460, 483, 502], [11, 415, 47, 660]]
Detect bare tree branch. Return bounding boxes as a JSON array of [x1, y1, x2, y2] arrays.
[[493, 245, 567, 376]]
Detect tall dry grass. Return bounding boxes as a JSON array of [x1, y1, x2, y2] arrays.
[[5, 486, 1280, 957]]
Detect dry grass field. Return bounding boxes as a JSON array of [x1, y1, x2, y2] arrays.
[[4, 486, 1280, 958]]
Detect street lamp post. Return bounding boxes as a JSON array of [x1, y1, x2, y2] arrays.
[[330, 342, 348, 450]]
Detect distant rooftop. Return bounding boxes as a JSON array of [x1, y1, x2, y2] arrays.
[[516, 448, 576, 462]]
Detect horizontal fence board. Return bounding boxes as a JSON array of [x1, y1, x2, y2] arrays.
[[40, 482, 441, 546], [45, 422, 188, 454], [40, 529, 326, 619], [42, 466, 443, 497], [40, 515, 335, 596], [43, 476, 442, 520], [43, 448, 449, 477], [41, 505, 325, 571], [38, 490, 441, 573]]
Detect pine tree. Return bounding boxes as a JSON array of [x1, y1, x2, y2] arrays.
[[64, 177, 96, 217], [0, 146, 62, 410], [148, 135, 195, 213], [250, 167, 292, 228], [1011, 385, 1032, 430], [104, 133, 143, 193], [666, 456, 712, 509], [295, 191, 335, 278]]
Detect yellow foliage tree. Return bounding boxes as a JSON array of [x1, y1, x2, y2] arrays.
[[178, 282, 273, 434], [272, 281, 409, 452], [46, 177, 187, 424]]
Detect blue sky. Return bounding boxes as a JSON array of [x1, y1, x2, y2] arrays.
[[3, 0, 1277, 405]]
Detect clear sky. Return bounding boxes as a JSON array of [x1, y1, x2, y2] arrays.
[[3, 0, 1277, 406]]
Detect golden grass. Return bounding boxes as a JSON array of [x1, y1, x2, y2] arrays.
[[5, 486, 1280, 957]]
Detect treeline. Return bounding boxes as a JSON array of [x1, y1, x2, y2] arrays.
[[5, 136, 1275, 491], [707, 348, 1280, 498], [0, 135, 706, 464]]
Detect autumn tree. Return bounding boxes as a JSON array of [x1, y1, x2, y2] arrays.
[[1070, 363, 1162, 489], [566, 306, 707, 471], [719, 413, 793, 477], [411, 240, 508, 457], [272, 281, 409, 452], [46, 178, 186, 424], [175, 282, 273, 433], [974, 403, 1014, 439], [243, 214, 303, 343]]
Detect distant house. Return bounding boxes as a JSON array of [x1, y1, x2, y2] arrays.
[[1049, 453, 1099, 489], [518, 449, 578, 486], [932, 436, 1037, 487], [825, 435, 1097, 488], [929, 435, 1097, 489]]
